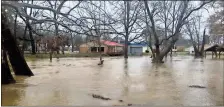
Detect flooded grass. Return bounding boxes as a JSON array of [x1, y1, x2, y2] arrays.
[[2, 55, 224, 106], [24, 53, 110, 61]]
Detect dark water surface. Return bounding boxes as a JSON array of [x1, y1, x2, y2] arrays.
[[2, 56, 224, 106]]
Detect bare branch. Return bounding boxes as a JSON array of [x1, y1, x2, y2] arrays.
[[67, 1, 82, 15]]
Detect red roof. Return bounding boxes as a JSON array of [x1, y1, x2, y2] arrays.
[[101, 40, 124, 47]]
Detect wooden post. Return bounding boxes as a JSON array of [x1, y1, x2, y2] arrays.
[[219, 51, 221, 59]]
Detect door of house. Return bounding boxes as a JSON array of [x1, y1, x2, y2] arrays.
[[130, 47, 142, 55]]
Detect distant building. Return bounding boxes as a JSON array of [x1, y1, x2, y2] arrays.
[[79, 40, 124, 55], [128, 43, 148, 56], [185, 46, 194, 54], [185, 44, 212, 54]]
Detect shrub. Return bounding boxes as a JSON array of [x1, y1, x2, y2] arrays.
[[145, 50, 149, 53]]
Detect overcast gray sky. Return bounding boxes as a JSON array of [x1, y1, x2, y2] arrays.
[[15, 1, 216, 39]]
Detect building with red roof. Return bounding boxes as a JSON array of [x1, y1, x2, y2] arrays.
[[79, 40, 124, 55]]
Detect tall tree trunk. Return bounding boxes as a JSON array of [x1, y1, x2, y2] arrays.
[[194, 49, 202, 57], [148, 33, 155, 59], [27, 0, 35, 54], [152, 44, 163, 63], [44, 43, 47, 54], [200, 28, 206, 56], [54, 1, 59, 54], [35, 40, 38, 53], [50, 50, 53, 61], [97, 36, 103, 65], [54, 14, 59, 56], [71, 33, 74, 52], [124, 35, 128, 58], [156, 36, 179, 63], [163, 0, 168, 58], [1, 49, 16, 84], [124, 1, 130, 59], [2, 19, 34, 76], [62, 45, 65, 54], [27, 23, 36, 54], [144, 7, 155, 59], [14, 13, 17, 38], [144, 0, 164, 63], [22, 25, 28, 55]]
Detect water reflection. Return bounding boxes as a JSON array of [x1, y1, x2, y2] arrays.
[[1, 56, 223, 106], [1, 86, 21, 106]]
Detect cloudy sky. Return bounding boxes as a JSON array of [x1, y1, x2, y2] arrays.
[[14, 1, 217, 39]]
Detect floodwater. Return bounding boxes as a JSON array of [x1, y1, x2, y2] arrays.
[[2, 55, 224, 106]]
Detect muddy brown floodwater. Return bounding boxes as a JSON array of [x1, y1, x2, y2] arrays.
[[2, 56, 224, 106]]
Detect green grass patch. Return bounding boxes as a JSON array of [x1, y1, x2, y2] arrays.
[[142, 52, 189, 56], [142, 53, 151, 56], [24, 53, 110, 60], [176, 52, 189, 55]]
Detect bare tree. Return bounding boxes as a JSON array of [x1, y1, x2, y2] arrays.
[[2, 12, 34, 80], [77, 1, 107, 64], [185, 15, 207, 57], [1, 0, 82, 83], [106, 1, 145, 58], [143, 0, 212, 63], [208, 1, 224, 44]]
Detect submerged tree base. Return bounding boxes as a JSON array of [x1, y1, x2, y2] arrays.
[[194, 56, 204, 59], [194, 52, 205, 58], [1, 51, 16, 84], [1, 13, 34, 84], [151, 58, 164, 63]]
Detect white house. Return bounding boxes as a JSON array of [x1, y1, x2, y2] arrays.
[[185, 44, 212, 54], [185, 46, 194, 54]]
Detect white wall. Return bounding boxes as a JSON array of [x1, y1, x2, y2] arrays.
[[143, 46, 149, 53]]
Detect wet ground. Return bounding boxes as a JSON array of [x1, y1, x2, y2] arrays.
[[2, 55, 224, 106]]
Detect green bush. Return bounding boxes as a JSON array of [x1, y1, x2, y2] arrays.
[[145, 50, 149, 53]]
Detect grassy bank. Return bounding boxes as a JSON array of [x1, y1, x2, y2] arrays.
[[24, 52, 188, 60], [142, 52, 189, 56], [24, 53, 110, 61]]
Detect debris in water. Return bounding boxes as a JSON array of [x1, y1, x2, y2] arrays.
[[173, 60, 181, 61], [66, 64, 71, 66], [91, 94, 111, 100], [127, 104, 132, 106], [119, 100, 123, 102], [189, 85, 206, 88], [98, 60, 104, 65]]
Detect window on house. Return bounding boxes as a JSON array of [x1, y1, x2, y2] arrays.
[[98, 47, 104, 52], [91, 47, 104, 52], [91, 47, 97, 52]]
